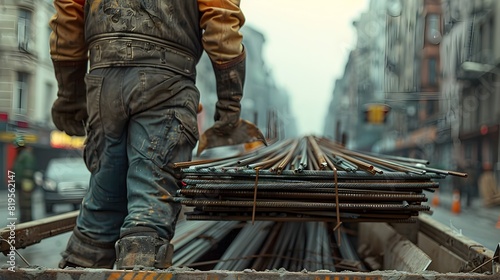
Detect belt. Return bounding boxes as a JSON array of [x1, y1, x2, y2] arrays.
[[88, 36, 197, 80]]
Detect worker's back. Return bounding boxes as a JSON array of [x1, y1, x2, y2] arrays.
[[84, 0, 202, 76]]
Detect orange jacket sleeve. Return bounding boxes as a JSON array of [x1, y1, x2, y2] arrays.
[[49, 0, 87, 62], [198, 0, 245, 64]]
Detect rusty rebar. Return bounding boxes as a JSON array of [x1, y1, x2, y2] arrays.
[[178, 189, 428, 202], [180, 181, 438, 190], [174, 136, 465, 224]]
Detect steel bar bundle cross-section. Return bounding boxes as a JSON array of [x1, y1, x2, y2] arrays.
[[173, 136, 466, 224]]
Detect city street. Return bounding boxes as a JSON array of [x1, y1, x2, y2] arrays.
[[0, 188, 499, 269]]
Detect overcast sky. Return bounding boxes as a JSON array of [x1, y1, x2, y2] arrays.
[[240, 1, 370, 136]]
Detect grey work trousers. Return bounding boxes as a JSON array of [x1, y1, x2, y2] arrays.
[[77, 66, 199, 243]]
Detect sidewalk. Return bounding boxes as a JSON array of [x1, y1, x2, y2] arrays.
[[429, 191, 500, 222], [426, 190, 500, 251]]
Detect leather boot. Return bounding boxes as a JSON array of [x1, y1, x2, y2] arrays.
[[59, 227, 116, 269], [115, 235, 174, 269]]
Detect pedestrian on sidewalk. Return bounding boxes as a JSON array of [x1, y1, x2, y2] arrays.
[[12, 136, 36, 223], [478, 162, 500, 207]]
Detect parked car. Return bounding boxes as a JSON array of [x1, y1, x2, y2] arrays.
[[41, 157, 90, 213]]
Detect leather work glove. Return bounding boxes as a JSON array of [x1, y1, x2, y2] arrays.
[[52, 61, 88, 136], [212, 50, 246, 135]]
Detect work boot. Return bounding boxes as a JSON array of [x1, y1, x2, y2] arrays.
[[115, 235, 174, 269], [59, 227, 116, 269]]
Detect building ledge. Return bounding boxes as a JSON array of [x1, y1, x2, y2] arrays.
[[457, 61, 496, 80]]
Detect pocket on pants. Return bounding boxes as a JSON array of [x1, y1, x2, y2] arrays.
[[84, 74, 104, 125], [175, 111, 198, 148], [83, 74, 104, 173], [83, 130, 100, 173], [165, 118, 196, 168], [164, 112, 199, 168], [148, 111, 198, 170]]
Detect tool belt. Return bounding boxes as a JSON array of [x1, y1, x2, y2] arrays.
[[88, 34, 197, 80]]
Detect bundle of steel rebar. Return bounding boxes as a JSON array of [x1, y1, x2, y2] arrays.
[[172, 136, 467, 223], [212, 221, 338, 271], [171, 220, 360, 272]]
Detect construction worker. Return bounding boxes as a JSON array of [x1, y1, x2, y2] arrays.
[[50, 0, 252, 269]]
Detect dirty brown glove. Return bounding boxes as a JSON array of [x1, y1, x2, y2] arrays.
[[212, 50, 246, 135], [52, 61, 88, 136]]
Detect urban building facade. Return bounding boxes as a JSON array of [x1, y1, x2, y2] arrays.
[[324, 0, 388, 150], [325, 0, 500, 198], [0, 0, 56, 126], [0, 0, 82, 185], [443, 0, 500, 193], [325, 0, 442, 153]]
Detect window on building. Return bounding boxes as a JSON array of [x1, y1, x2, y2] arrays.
[[478, 17, 495, 63], [18, 9, 32, 51], [428, 58, 437, 86], [44, 83, 54, 122], [427, 14, 439, 30], [14, 72, 29, 114], [426, 14, 441, 44], [427, 100, 437, 117]]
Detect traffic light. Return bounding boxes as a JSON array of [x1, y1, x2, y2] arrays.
[[363, 103, 390, 124]]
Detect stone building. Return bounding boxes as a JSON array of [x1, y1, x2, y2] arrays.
[[380, 0, 442, 161], [327, 0, 500, 197], [0, 0, 74, 185], [324, 0, 388, 150], [441, 0, 500, 193], [0, 0, 56, 126]]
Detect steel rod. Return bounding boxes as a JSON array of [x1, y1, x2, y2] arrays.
[[178, 189, 428, 201], [181, 168, 445, 179], [184, 215, 418, 223], [176, 199, 429, 210], [174, 136, 464, 224], [180, 181, 438, 190]]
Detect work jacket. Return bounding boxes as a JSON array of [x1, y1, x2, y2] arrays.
[[49, 0, 245, 73]]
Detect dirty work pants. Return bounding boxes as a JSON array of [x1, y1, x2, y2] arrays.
[[76, 67, 199, 243]]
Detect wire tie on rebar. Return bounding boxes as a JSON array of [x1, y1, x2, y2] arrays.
[[252, 167, 260, 225], [469, 255, 497, 273]]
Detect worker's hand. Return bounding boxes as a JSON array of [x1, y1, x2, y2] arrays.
[[213, 100, 241, 135], [52, 98, 88, 136], [51, 61, 88, 136]]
